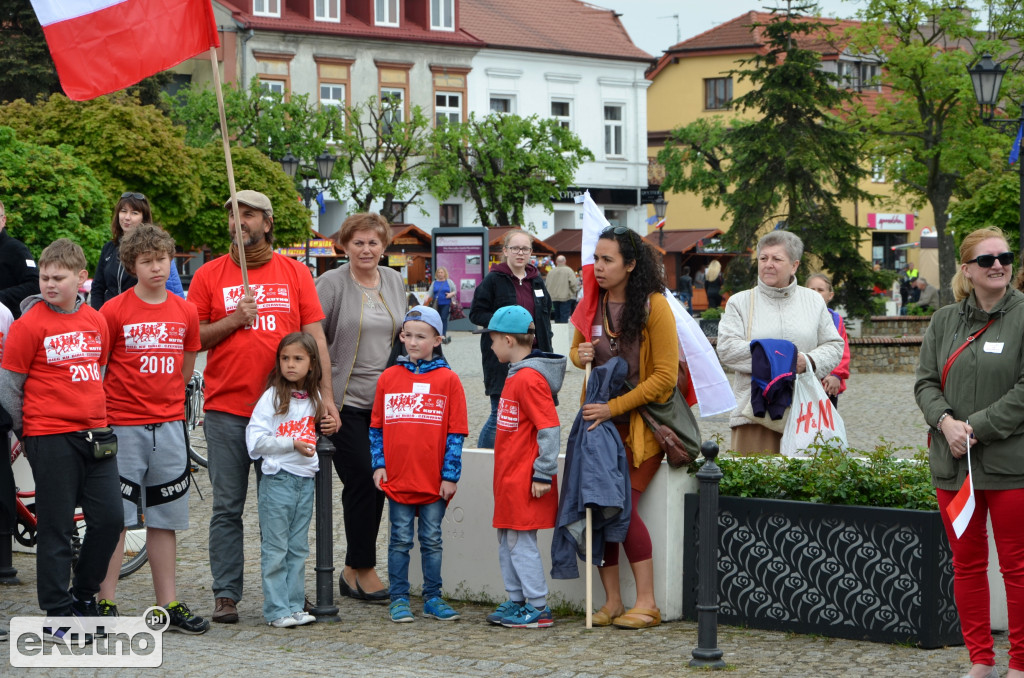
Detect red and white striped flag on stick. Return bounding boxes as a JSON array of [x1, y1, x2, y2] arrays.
[[29, 0, 219, 101], [569, 191, 609, 343], [946, 430, 975, 539]]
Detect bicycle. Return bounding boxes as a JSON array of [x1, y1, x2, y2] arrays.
[[185, 370, 207, 469], [10, 438, 148, 579]]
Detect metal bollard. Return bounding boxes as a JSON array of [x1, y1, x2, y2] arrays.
[[690, 440, 726, 669], [309, 431, 340, 621]]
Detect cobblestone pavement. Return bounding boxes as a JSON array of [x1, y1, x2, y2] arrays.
[[2, 330, 985, 677]]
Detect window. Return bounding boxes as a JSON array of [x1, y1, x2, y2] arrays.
[[315, 0, 340, 22], [320, 83, 344, 108], [375, 0, 399, 26], [435, 92, 461, 126], [390, 201, 407, 223], [431, 0, 454, 31], [871, 157, 886, 183], [838, 60, 882, 92], [704, 77, 732, 110], [551, 100, 572, 129], [254, 52, 292, 101], [603, 104, 623, 157], [259, 79, 286, 99], [490, 96, 513, 114], [381, 88, 405, 133], [439, 204, 460, 227], [253, 0, 280, 17]]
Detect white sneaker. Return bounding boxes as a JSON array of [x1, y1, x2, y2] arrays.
[[292, 611, 316, 626], [269, 615, 300, 628]]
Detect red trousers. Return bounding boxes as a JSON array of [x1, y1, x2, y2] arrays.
[[937, 487, 1024, 671]]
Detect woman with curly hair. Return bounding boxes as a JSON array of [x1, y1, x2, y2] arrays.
[[571, 226, 678, 630]]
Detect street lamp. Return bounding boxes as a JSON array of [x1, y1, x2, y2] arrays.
[[279, 149, 337, 266], [967, 53, 1023, 253], [654, 195, 668, 248]]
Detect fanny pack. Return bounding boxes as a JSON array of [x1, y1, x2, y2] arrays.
[[82, 427, 118, 460]]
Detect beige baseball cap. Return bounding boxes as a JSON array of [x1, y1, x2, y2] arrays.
[[224, 190, 273, 217]]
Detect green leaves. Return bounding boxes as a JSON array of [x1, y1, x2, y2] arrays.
[[426, 113, 593, 228]]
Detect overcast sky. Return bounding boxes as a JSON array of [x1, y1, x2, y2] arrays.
[[586, 1, 866, 57]]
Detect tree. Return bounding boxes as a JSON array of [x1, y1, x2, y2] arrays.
[[0, 94, 202, 231], [847, 0, 1024, 303], [427, 113, 594, 228], [183, 144, 311, 254], [0, 126, 107, 266], [332, 96, 434, 223], [658, 6, 877, 316]]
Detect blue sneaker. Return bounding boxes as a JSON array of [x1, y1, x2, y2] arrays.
[[500, 603, 553, 629], [486, 600, 523, 625], [423, 597, 460, 621], [389, 599, 414, 623]]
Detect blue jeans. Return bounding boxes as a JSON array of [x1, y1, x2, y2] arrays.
[[679, 292, 693, 313], [387, 498, 446, 601], [258, 471, 314, 622], [552, 300, 572, 323], [476, 394, 500, 449], [437, 303, 450, 336]]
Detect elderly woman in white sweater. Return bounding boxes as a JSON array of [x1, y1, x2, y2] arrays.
[[716, 231, 844, 454]]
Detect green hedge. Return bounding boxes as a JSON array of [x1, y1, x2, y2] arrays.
[[690, 439, 938, 511]]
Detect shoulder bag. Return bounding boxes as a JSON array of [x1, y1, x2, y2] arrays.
[[626, 361, 701, 468]]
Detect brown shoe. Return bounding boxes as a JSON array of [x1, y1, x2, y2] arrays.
[[212, 597, 238, 624]]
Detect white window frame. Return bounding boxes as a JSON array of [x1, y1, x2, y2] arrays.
[[871, 157, 886, 183], [603, 103, 624, 158], [315, 0, 340, 22], [253, 0, 280, 18], [259, 79, 286, 99], [381, 87, 405, 133], [490, 95, 514, 115], [435, 91, 462, 126], [551, 99, 572, 130], [430, 0, 454, 31], [375, 0, 400, 27]]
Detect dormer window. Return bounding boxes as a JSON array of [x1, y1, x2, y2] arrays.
[[431, 0, 454, 31], [253, 0, 280, 17], [315, 0, 340, 22], [376, 0, 399, 26]]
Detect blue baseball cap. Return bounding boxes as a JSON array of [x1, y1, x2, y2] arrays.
[[473, 305, 535, 334], [404, 305, 444, 336]]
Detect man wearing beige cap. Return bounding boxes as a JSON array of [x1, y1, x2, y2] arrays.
[[187, 190, 339, 623]]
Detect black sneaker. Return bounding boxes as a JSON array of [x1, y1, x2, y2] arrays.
[[97, 599, 119, 617], [70, 594, 98, 618], [163, 601, 210, 634]]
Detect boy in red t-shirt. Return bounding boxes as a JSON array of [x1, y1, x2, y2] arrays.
[[371, 306, 468, 624], [476, 305, 566, 629], [0, 239, 122, 622], [95, 224, 208, 634]]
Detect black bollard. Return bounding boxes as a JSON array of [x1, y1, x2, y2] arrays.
[[690, 440, 726, 669], [309, 431, 340, 622]]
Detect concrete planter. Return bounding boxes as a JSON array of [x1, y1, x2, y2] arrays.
[[682, 495, 961, 648]]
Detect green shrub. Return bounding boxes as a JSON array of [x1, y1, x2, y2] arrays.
[[701, 307, 723, 321], [690, 438, 938, 511]]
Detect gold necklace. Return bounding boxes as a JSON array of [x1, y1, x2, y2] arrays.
[[603, 294, 621, 354]]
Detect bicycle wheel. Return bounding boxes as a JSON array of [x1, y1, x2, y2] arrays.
[[185, 371, 207, 469], [120, 527, 148, 579]]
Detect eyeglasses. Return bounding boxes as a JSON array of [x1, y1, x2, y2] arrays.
[[505, 246, 532, 254], [966, 252, 1014, 268], [120, 192, 147, 201], [601, 225, 638, 251]]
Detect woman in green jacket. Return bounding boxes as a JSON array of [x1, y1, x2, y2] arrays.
[[915, 227, 1024, 678]]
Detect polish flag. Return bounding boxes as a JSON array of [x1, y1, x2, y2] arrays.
[[569, 191, 609, 343], [946, 442, 975, 540], [30, 0, 219, 101]]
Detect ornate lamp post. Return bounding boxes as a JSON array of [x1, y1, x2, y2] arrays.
[[655, 195, 668, 248], [279, 149, 337, 266], [967, 54, 1024, 253]]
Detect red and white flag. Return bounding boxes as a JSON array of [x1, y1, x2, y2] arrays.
[[569, 191, 609, 342], [30, 0, 219, 101], [946, 439, 975, 539]]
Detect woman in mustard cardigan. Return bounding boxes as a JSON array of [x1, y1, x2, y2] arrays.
[[572, 226, 678, 630]]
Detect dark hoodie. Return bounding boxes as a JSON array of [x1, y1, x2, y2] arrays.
[[469, 263, 553, 396]]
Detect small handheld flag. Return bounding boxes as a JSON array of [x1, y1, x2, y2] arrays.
[[945, 429, 975, 540]]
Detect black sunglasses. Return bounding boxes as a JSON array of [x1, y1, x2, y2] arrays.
[[120, 192, 147, 201], [966, 252, 1014, 268], [601, 225, 639, 251]]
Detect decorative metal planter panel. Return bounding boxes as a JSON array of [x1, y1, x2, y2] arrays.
[[683, 495, 961, 647]]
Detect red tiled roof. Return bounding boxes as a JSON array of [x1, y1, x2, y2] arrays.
[[487, 227, 556, 255], [218, 1, 485, 46], [543, 229, 583, 253], [460, 0, 652, 62], [642, 229, 724, 255]]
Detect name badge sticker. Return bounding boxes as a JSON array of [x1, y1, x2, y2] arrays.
[[534, 288, 544, 297], [412, 382, 430, 394], [592, 326, 603, 337], [984, 342, 1004, 354]]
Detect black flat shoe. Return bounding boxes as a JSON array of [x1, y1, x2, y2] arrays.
[[355, 578, 389, 603], [339, 573, 365, 600]]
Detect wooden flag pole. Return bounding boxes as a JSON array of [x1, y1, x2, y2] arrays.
[[209, 46, 250, 295], [584, 361, 593, 629]]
